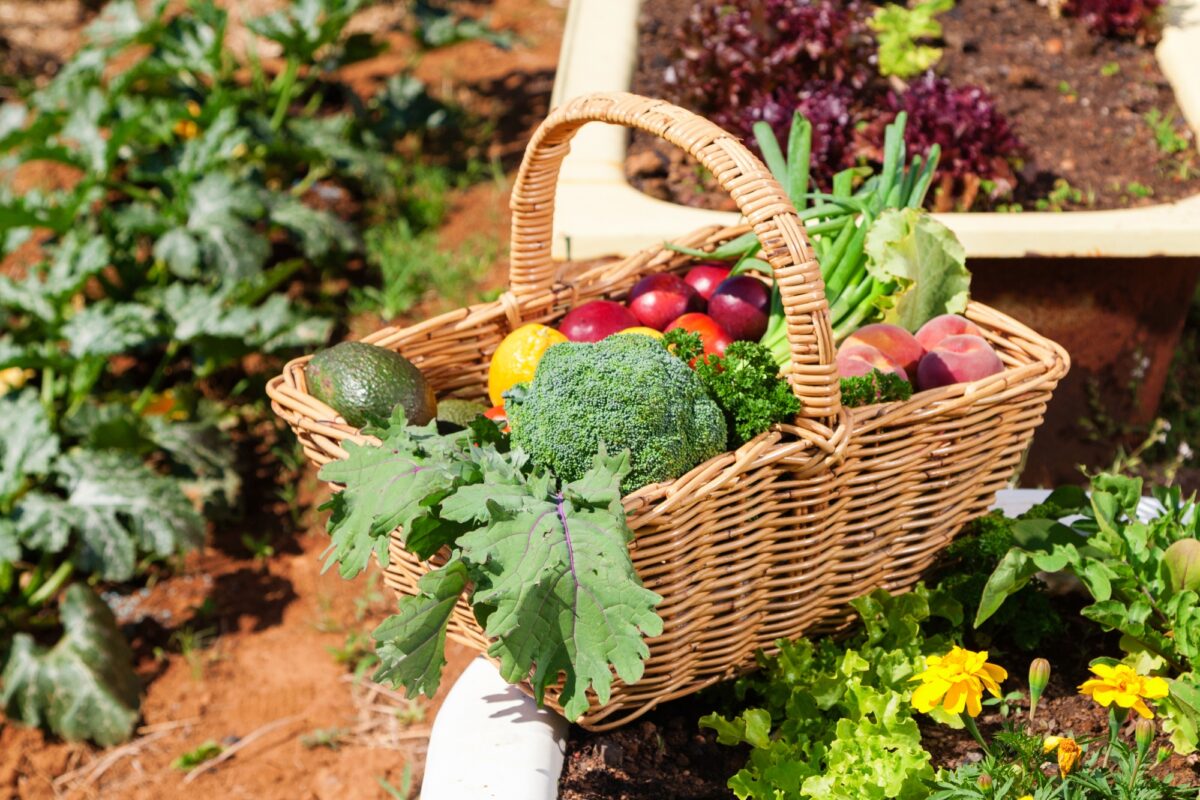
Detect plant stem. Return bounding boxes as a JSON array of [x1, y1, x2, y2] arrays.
[[26, 561, 73, 607], [960, 713, 992, 758], [270, 59, 301, 132], [40, 366, 56, 423]]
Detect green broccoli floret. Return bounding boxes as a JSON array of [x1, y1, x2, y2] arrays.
[[506, 334, 727, 493]]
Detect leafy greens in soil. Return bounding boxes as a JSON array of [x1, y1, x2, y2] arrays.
[[560, 476, 1200, 799], [630, 0, 1196, 212], [0, 0, 480, 744]]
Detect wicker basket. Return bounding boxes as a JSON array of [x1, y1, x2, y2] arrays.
[[268, 92, 1069, 730]]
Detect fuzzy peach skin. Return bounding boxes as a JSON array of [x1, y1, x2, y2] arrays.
[[841, 323, 925, 377], [836, 343, 908, 380], [916, 334, 1004, 390], [915, 314, 986, 352]]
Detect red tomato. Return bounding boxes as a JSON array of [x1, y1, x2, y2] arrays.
[[483, 405, 510, 433], [665, 312, 732, 358]]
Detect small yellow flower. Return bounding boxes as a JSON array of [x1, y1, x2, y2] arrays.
[[910, 646, 1008, 717], [1017, 796, 1034, 800], [1079, 663, 1169, 719], [173, 119, 200, 140], [0, 367, 32, 396], [186, 100, 202, 117], [1043, 735, 1081, 776]]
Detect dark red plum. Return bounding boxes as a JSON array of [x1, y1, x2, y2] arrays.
[[627, 273, 703, 331], [557, 301, 639, 343], [707, 276, 771, 342]]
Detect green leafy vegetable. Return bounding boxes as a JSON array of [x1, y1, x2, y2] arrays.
[[870, 0, 954, 79], [323, 411, 663, 720], [700, 585, 957, 799], [1, 584, 140, 746], [864, 208, 970, 333], [692, 341, 802, 447], [839, 369, 913, 408]]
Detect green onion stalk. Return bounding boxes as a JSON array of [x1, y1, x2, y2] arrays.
[[672, 111, 941, 369]]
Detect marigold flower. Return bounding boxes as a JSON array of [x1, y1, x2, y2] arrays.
[[1079, 663, 1169, 719], [0, 367, 32, 396], [173, 119, 200, 140], [910, 646, 1007, 717], [1043, 735, 1081, 776], [1017, 796, 1033, 800]]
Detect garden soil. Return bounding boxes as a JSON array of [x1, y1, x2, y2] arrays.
[[0, 0, 565, 797], [628, 0, 1198, 212], [560, 606, 1200, 800]]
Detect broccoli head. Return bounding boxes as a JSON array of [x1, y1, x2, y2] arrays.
[[506, 334, 727, 493]]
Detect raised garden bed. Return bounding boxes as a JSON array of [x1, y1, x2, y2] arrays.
[[628, 0, 1198, 214], [547, 0, 1200, 484]]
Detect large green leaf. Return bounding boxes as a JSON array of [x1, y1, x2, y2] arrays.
[[161, 285, 331, 364], [0, 390, 60, 503], [185, 174, 268, 280], [864, 208, 969, 333], [63, 302, 160, 358], [2, 583, 140, 746], [10, 491, 76, 553], [372, 558, 469, 698], [268, 196, 358, 260], [319, 419, 467, 577], [56, 450, 204, 581], [458, 451, 663, 720]]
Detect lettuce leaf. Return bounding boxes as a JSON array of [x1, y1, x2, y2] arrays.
[[865, 208, 970, 333]]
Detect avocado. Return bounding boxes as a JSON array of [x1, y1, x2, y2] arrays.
[[306, 341, 436, 428], [436, 398, 488, 428]]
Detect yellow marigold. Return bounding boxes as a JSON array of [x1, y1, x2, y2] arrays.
[[1018, 796, 1034, 800], [910, 646, 1007, 717], [0, 367, 32, 396], [173, 119, 200, 140], [1079, 663, 1169, 719], [1043, 735, 1081, 776]]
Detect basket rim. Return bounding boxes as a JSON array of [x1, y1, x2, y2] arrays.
[[267, 271, 1069, 510]]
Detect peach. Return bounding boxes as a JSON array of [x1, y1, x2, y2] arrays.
[[837, 343, 908, 381], [916, 334, 1004, 390], [915, 314, 985, 352], [842, 323, 925, 377]]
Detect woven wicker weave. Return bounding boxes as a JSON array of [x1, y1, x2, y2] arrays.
[[267, 93, 1069, 730]]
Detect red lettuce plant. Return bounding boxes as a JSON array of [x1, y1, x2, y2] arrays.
[[730, 82, 870, 186], [1063, 0, 1165, 40], [884, 74, 1023, 210], [669, 0, 875, 129]]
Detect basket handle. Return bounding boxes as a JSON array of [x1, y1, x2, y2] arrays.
[[508, 92, 840, 420]]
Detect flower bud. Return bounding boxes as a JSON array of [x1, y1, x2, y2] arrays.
[[1164, 539, 1200, 593], [1136, 717, 1155, 760], [1028, 658, 1051, 720], [977, 773, 993, 789]]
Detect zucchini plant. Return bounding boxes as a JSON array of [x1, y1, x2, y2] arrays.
[[0, 0, 467, 744]]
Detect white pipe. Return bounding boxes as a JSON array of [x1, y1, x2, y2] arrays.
[[421, 656, 569, 800]]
